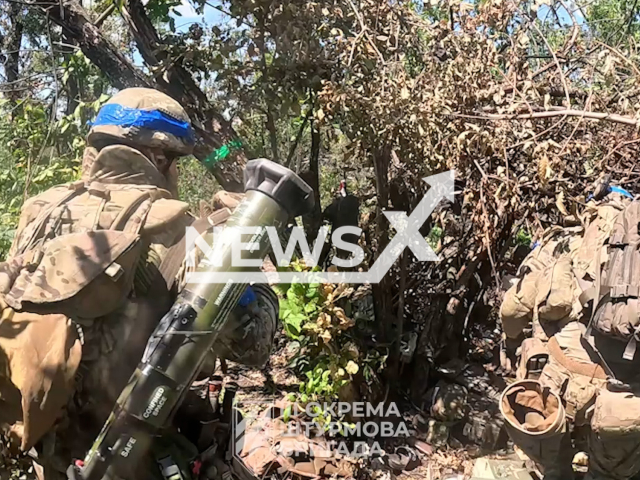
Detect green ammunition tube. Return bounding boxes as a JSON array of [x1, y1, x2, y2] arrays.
[[74, 159, 313, 480]]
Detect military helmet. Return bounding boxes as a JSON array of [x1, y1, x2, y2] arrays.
[[88, 88, 195, 156]]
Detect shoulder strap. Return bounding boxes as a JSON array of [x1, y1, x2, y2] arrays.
[[547, 336, 607, 380], [16, 181, 86, 256], [110, 189, 156, 233]]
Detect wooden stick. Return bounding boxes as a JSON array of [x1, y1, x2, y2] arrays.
[[95, 2, 116, 27]]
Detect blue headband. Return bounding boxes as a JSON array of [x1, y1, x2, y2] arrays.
[[92, 103, 195, 145]]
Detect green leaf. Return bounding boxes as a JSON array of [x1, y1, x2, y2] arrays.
[[304, 302, 317, 314]]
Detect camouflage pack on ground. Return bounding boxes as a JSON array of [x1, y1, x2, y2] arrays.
[[586, 201, 640, 359]]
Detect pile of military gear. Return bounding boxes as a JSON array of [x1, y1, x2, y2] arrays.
[[498, 183, 640, 480]]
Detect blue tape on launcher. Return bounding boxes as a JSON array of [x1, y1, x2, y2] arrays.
[[238, 286, 257, 308], [91, 104, 195, 143]]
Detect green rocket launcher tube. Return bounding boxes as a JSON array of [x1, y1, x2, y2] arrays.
[[74, 159, 314, 480]]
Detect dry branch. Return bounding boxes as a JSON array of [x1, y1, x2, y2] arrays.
[[452, 109, 640, 127], [531, 22, 571, 108]]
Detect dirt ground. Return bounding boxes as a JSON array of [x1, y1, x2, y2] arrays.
[[222, 341, 499, 480]]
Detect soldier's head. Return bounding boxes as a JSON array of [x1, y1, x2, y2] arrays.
[[85, 88, 195, 195]]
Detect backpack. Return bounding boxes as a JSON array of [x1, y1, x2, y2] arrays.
[[0, 145, 189, 451], [501, 226, 589, 339], [586, 200, 640, 360], [0, 145, 189, 319]]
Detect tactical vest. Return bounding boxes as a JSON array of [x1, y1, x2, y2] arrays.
[[0, 145, 189, 451]]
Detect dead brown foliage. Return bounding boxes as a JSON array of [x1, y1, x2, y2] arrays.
[[300, 0, 640, 377]]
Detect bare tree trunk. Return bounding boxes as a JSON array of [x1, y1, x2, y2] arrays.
[[265, 109, 279, 163], [254, 13, 279, 163], [42, 0, 245, 191], [388, 250, 407, 388], [45, 1, 149, 88], [61, 34, 79, 116], [65, 72, 79, 116], [286, 109, 311, 168], [370, 146, 397, 384], [2, 2, 25, 118], [300, 122, 322, 239]]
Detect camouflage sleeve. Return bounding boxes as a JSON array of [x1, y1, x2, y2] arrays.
[[213, 283, 280, 367], [136, 212, 194, 295], [173, 217, 208, 293]]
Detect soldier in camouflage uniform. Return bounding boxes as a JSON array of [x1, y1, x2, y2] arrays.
[[0, 88, 278, 479]]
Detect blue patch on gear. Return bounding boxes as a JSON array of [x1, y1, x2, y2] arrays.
[[238, 286, 257, 307], [91, 104, 195, 144], [587, 185, 634, 201]]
